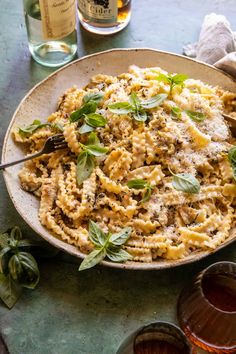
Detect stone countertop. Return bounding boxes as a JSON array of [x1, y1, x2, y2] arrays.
[[0, 0, 235, 353]]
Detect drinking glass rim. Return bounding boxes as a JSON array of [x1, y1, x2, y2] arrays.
[[199, 261, 236, 314], [133, 321, 193, 353]]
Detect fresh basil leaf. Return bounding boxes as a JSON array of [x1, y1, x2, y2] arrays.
[[8, 252, 39, 289], [70, 101, 97, 122], [87, 132, 100, 145], [85, 145, 109, 157], [172, 173, 200, 194], [79, 248, 106, 271], [185, 110, 206, 122], [0, 247, 11, 274], [0, 233, 9, 248], [52, 123, 64, 132], [228, 146, 236, 181], [0, 273, 22, 309], [106, 248, 132, 262], [171, 106, 182, 119], [154, 73, 171, 84], [84, 113, 107, 127], [17, 239, 42, 248], [108, 102, 134, 115], [89, 220, 106, 247], [76, 151, 95, 185], [141, 186, 153, 203], [10, 226, 22, 241], [19, 120, 50, 135], [133, 109, 147, 122], [172, 74, 188, 85], [129, 92, 141, 108], [127, 179, 147, 189], [79, 123, 95, 134], [140, 93, 168, 109], [109, 227, 132, 246], [83, 92, 104, 104]]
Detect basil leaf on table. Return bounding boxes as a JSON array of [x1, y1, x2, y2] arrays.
[[0, 247, 11, 274], [76, 151, 95, 185], [70, 101, 97, 122], [8, 252, 40, 289], [185, 110, 206, 122], [0, 273, 22, 309], [84, 113, 107, 127], [228, 146, 236, 181], [0, 233, 9, 248], [171, 172, 200, 194], [108, 102, 134, 115], [83, 92, 104, 104]]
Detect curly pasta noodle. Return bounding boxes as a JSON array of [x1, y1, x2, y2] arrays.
[[14, 65, 236, 263]]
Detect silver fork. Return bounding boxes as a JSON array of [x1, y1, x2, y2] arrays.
[[0, 134, 67, 170]]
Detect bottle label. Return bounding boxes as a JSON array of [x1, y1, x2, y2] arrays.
[[39, 0, 77, 40], [78, 0, 118, 24]]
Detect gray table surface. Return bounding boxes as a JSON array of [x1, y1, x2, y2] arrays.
[[0, 0, 235, 353]]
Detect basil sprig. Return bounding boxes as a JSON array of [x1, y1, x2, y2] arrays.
[[185, 110, 206, 122], [127, 179, 154, 202], [171, 106, 182, 120], [0, 227, 40, 308], [76, 133, 108, 185], [108, 92, 167, 122], [70, 92, 107, 133], [228, 146, 236, 181], [19, 120, 64, 136], [79, 221, 132, 271], [154, 72, 188, 95], [19, 120, 50, 135], [169, 169, 200, 194]]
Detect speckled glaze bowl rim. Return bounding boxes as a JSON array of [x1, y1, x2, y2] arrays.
[[2, 48, 236, 270]]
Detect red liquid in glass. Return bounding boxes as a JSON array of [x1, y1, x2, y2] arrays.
[[178, 270, 236, 353], [134, 339, 183, 354], [202, 274, 236, 312]]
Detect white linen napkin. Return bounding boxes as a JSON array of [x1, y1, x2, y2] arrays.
[[183, 13, 236, 78]]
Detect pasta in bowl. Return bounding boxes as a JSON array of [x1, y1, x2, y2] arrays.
[[12, 64, 236, 270]]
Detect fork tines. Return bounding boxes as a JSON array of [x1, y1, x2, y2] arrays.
[[51, 134, 67, 149]]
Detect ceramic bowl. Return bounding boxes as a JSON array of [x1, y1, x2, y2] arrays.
[[2, 48, 236, 270]]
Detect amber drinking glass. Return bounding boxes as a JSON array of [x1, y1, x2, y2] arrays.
[[178, 262, 236, 353], [116, 322, 194, 354]]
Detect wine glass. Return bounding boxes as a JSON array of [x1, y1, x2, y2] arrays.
[[177, 261, 236, 353]]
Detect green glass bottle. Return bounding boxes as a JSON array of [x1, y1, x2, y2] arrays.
[[23, 0, 78, 67]]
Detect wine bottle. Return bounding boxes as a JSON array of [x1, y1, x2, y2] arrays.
[[23, 0, 78, 67], [78, 0, 131, 35]]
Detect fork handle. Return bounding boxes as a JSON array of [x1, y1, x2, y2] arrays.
[[0, 151, 42, 170]]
